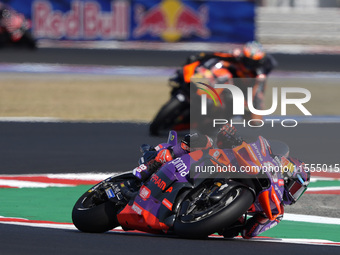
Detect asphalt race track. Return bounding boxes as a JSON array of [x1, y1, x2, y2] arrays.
[[0, 122, 339, 175], [2, 223, 339, 255], [1, 121, 340, 255], [1, 47, 340, 72], [2, 223, 340, 255], [1, 48, 340, 254]]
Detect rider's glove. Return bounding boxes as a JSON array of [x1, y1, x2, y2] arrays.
[[143, 149, 174, 179], [155, 149, 174, 164], [216, 124, 243, 149], [133, 148, 173, 182], [148, 148, 174, 173], [135, 145, 172, 182]]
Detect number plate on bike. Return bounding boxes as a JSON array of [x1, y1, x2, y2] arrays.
[[105, 188, 115, 199]]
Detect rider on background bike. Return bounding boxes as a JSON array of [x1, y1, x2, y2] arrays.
[[171, 41, 277, 122], [134, 125, 310, 239], [0, 2, 36, 48]]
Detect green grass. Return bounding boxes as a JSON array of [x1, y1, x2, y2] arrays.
[[0, 185, 92, 223], [1, 185, 340, 242]]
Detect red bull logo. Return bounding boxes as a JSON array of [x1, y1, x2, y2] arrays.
[[33, 0, 129, 40], [133, 0, 210, 42]]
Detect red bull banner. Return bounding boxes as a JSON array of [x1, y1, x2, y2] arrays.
[[6, 0, 255, 43], [131, 0, 255, 42]]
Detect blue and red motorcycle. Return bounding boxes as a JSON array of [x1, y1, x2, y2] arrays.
[[72, 131, 300, 238]]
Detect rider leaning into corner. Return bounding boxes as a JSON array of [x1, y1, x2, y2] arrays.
[[133, 124, 310, 239], [171, 41, 277, 122]]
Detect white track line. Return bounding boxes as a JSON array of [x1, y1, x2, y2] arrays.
[[0, 217, 339, 246], [284, 213, 340, 225]]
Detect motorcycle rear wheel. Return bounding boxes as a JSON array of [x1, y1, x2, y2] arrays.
[[173, 182, 254, 238]]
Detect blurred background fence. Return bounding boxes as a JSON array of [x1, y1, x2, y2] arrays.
[[257, 0, 340, 45]]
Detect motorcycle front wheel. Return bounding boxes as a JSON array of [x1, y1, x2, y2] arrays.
[[72, 173, 139, 233], [149, 96, 189, 136]]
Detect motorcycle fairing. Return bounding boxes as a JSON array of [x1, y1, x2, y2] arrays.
[[233, 141, 262, 174], [242, 137, 285, 220], [117, 135, 285, 233], [117, 200, 167, 233], [257, 186, 283, 221], [117, 161, 194, 233], [183, 61, 200, 83]]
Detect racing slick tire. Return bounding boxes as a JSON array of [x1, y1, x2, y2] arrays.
[[174, 184, 254, 239], [149, 97, 189, 136]]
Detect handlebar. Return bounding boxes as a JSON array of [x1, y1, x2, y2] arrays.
[[140, 144, 152, 153]]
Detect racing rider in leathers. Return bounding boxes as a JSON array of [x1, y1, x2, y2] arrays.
[[133, 125, 310, 239], [171, 41, 277, 122]]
